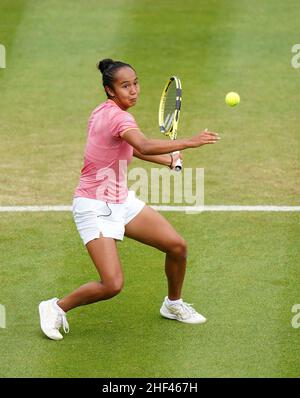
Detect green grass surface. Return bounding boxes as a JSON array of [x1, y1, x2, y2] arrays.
[[1, 212, 299, 377], [0, 0, 299, 205], [0, 0, 299, 378]]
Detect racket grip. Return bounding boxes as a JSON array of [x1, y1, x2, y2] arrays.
[[172, 151, 182, 172]]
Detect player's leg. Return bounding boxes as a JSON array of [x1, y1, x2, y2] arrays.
[[58, 235, 123, 312], [125, 205, 187, 300], [39, 235, 123, 340], [125, 205, 206, 324]]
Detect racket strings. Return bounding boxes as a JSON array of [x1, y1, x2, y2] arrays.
[[163, 82, 177, 131]]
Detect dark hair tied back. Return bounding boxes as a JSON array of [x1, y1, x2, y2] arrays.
[[98, 58, 114, 74], [97, 58, 134, 98]]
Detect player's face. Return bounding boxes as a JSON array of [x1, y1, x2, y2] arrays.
[[106, 67, 140, 110]]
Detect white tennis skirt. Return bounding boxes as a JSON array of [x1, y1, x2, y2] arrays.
[[72, 191, 145, 245]]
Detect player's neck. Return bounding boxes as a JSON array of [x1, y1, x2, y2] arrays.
[[108, 98, 129, 111]]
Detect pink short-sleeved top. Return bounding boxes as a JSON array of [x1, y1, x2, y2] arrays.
[[74, 99, 139, 203]]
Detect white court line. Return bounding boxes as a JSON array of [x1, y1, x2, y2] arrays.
[[152, 205, 300, 212], [0, 205, 300, 212]]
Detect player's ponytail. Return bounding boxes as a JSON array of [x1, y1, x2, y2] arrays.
[[97, 58, 135, 98], [98, 58, 114, 74]]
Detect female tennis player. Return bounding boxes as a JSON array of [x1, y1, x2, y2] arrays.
[[39, 59, 220, 340]]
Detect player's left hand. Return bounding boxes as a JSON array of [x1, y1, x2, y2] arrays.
[[170, 152, 183, 169]]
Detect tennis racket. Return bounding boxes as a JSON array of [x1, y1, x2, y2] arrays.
[[158, 76, 182, 171]]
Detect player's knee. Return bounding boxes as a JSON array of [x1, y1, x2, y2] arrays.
[[169, 237, 187, 259], [109, 283, 123, 298], [105, 278, 124, 298]]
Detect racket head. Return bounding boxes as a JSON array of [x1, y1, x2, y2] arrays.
[[158, 76, 182, 140]]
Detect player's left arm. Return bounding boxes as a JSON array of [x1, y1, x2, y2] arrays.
[[133, 148, 182, 169]]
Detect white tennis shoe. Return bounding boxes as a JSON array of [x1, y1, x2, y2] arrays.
[[160, 297, 207, 324], [39, 298, 69, 340]]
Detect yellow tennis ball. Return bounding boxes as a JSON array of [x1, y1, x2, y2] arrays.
[[225, 92, 240, 107]]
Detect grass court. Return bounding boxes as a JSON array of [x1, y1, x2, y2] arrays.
[[0, 0, 299, 377]]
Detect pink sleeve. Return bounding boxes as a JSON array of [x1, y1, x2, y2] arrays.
[[111, 110, 139, 138]]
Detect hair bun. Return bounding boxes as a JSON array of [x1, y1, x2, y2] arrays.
[[98, 58, 114, 73]]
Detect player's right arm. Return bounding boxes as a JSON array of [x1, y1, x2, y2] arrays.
[[122, 129, 220, 156]]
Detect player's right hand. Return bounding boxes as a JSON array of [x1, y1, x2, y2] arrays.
[[188, 130, 220, 148]]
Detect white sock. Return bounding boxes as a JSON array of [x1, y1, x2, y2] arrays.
[[166, 297, 183, 306], [53, 298, 65, 314]]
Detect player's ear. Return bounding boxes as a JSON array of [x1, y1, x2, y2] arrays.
[[105, 86, 115, 98]]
